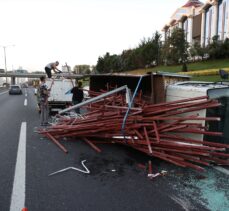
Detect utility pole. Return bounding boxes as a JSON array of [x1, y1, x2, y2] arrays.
[[0, 44, 15, 84], [3, 46, 7, 84]]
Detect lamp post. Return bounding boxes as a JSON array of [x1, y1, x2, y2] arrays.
[[0, 44, 15, 84]]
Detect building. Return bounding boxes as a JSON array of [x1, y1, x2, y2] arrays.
[[201, 0, 229, 46], [163, 0, 229, 46], [162, 0, 204, 44]]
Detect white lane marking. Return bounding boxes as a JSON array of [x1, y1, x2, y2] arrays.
[[25, 93, 27, 97], [0, 90, 8, 96], [214, 166, 229, 176], [10, 122, 27, 211], [24, 99, 27, 106]]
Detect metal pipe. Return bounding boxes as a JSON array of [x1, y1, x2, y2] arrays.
[[59, 85, 131, 114], [46, 133, 68, 153]]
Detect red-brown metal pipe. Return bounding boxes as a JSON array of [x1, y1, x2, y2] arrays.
[[83, 138, 102, 153], [46, 133, 68, 153]]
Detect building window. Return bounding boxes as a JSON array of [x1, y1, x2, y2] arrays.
[[205, 6, 213, 45], [218, 0, 223, 39], [222, 1, 226, 40], [218, 0, 229, 40], [183, 18, 189, 41], [224, 0, 229, 38]]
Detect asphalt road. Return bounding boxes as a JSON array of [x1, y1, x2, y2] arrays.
[[0, 87, 228, 211]]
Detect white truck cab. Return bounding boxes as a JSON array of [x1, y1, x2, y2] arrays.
[[46, 78, 74, 113]]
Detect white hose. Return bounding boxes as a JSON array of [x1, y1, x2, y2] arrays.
[[48, 160, 90, 176]]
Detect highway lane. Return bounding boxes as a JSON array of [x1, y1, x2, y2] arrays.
[[0, 88, 28, 211], [0, 87, 228, 211], [24, 88, 185, 211]]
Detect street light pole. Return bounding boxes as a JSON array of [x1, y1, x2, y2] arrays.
[[0, 44, 15, 84], [3, 46, 8, 84]]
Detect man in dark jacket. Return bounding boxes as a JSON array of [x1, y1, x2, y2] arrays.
[[71, 81, 84, 114]]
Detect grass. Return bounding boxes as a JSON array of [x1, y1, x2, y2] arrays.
[[127, 59, 229, 82], [191, 75, 222, 82]]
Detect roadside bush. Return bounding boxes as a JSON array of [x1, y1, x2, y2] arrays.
[[208, 36, 224, 59]]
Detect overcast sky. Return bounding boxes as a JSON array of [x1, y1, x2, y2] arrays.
[[0, 0, 188, 72]]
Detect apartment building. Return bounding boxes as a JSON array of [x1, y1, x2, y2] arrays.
[[163, 0, 229, 46], [201, 0, 229, 46], [162, 0, 203, 44]]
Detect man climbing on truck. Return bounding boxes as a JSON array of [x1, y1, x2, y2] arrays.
[[45, 61, 62, 78]]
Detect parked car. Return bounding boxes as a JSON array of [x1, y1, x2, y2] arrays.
[[9, 85, 23, 95]]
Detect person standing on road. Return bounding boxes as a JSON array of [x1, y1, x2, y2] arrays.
[[44, 61, 61, 78], [36, 85, 41, 114], [39, 76, 50, 126], [71, 81, 84, 114]]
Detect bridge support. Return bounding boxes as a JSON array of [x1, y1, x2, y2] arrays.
[[11, 76, 16, 85]]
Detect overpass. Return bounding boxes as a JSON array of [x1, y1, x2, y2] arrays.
[[0, 72, 85, 84]]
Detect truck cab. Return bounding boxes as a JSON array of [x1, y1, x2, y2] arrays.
[[46, 78, 74, 113]]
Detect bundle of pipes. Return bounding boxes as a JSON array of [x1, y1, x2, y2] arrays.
[[39, 90, 229, 171]]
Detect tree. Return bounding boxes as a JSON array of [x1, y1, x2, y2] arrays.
[[222, 38, 229, 58], [189, 44, 198, 61], [195, 43, 207, 60], [189, 42, 207, 61], [96, 56, 106, 73], [95, 31, 163, 72], [162, 28, 189, 65], [208, 35, 224, 59], [73, 65, 90, 74], [136, 31, 162, 67]]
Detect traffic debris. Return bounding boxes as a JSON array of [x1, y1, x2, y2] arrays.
[[38, 87, 229, 171], [48, 160, 90, 176]]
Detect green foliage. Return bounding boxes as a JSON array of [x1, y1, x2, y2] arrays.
[[121, 49, 137, 71], [95, 28, 229, 75], [96, 56, 106, 73], [208, 35, 223, 59], [192, 75, 222, 82], [127, 59, 229, 75], [162, 28, 189, 65], [189, 42, 208, 61], [73, 64, 91, 74], [207, 36, 229, 59], [221, 38, 229, 58], [156, 58, 229, 73], [95, 31, 162, 73], [181, 62, 188, 72]]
